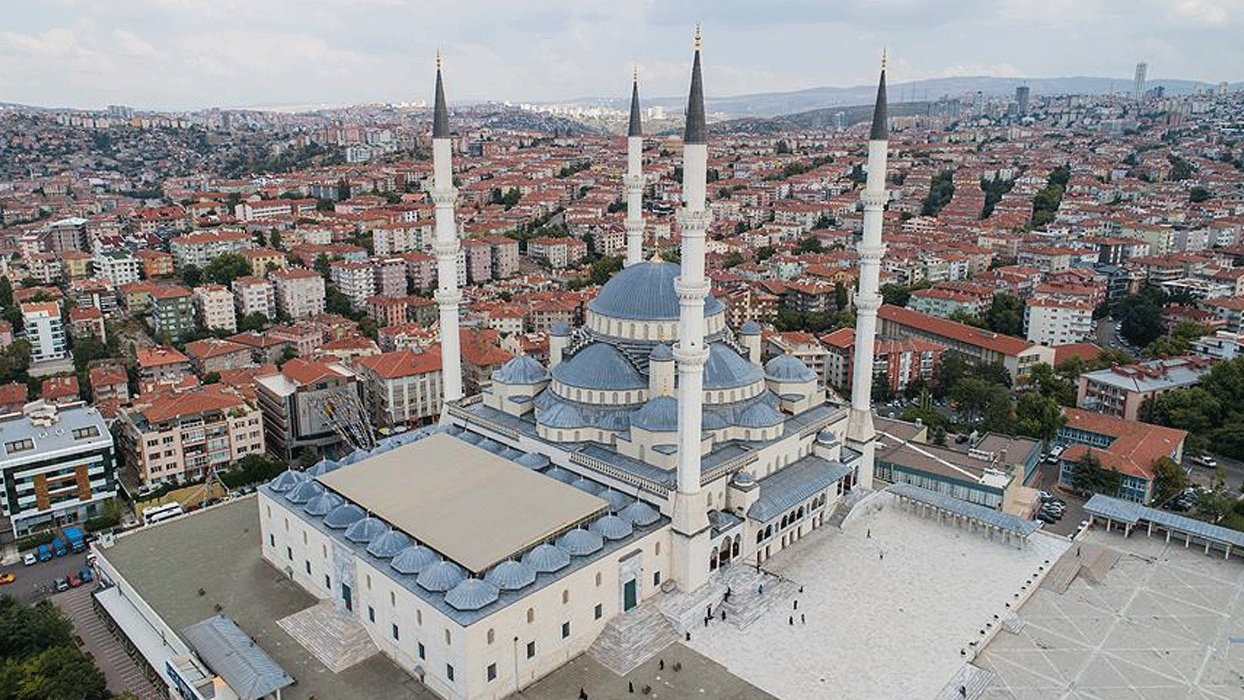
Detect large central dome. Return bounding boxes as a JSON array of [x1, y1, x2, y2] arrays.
[[588, 261, 724, 321]]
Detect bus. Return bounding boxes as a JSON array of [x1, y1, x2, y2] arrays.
[[142, 502, 184, 526]]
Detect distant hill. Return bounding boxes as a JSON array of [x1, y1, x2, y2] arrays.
[[568, 75, 1235, 119]]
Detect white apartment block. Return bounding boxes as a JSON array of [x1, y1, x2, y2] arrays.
[[373, 223, 433, 255], [330, 261, 376, 312], [193, 285, 238, 333], [233, 276, 277, 320], [21, 301, 67, 363], [1024, 298, 1093, 347], [169, 231, 254, 270], [272, 269, 327, 320], [352, 349, 444, 426], [93, 251, 142, 286]]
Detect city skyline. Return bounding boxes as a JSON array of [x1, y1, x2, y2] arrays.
[[1, 0, 1241, 111]]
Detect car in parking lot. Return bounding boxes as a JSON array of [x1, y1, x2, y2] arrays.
[[22, 553, 36, 566], [79, 568, 93, 583], [68, 572, 82, 588], [1036, 510, 1059, 524], [53, 577, 69, 592], [0, 572, 14, 585]]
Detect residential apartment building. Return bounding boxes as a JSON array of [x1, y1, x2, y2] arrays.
[[242, 248, 287, 277], [135, 346, 191, 385], [169, 230, 254, 270], [151, 286, 196, 342], [272, 268, 327, 320], [908, 288, 987, 320], [352, 347, 443, 427], [528, 236, 587, 270], [372, 258, 407, 299], [254, 359, 361, 459], [92, 250, 142, 286], [330, 261, 376, 312], [823, 329, 945, 395], [232, 276, 277, 320], [184, 338, 253, 376], [0, 402, 115, 540], [21, 301, 67, 363], [1077, 357, 1213, 421], [136, 250, 175, 278], [118, 385, 264, 486], [878, 305, 1054, 383], [193, 285, 238, 333], [1024, 298, 1094, 347], [1055, 408, 1186, 504]]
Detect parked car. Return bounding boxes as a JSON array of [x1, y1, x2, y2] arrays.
[[79, 568, 93, 583], [1195, 454, 1218, 468], [22, 553, 36, 566], [1036, 511, 1059, 524], [0, 572, 14, 585], [53, 577, 69, 592], [67, 573, 82, 588]]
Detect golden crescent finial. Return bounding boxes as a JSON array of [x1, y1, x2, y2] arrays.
[[694, 24, 702, 51]]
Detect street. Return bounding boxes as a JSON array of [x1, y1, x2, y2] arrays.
[[2, 551, 92, 605]]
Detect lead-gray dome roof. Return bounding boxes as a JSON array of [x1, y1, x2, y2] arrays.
[[740, 320, 762, 335], [324, 504, 365, 529], [493, 355, 549, 385], [485, 560, 537, 590], [304, 492, 342, 516], [587, 261, 724, 321], [445, 578, 500, 611], [618, 501, 660, 527], [553, 343, 645, 390], [391, 545, 440, 575], [417, 560, 465, 592], [269, 470, 307, 492], [556, 528, 603, 556], [650, 344, 673, 361], [589, 514, 634, 541], [631, 396, 678, 432], [704, 343, 764, 389], [765, 354, 817, 382], [285, 480, 324, 504], [366, 530, 411, 559], [522, 543, 571, 573], [344, 517, 387, 544]]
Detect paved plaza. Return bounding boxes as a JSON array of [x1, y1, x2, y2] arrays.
[[978, 527, 1244, 699], [683, 491, 1070, 700]]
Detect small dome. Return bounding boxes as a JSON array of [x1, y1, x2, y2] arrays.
[[649, 344, 674, 362], [631, 396, 678, 432], [391, 545, 440, 575], [366, 530, 412, 559], [304, 492, 343, 517], [522, 544, 571, 573], [618, 501, 661, 527], [285, 480, 324, 504], [417, 561, 465, 592], [544, 467, 576, 484], [517, 452, 551, 470], [458, 431, 484, 445], [493, 355, 550, 385], [478, 438, 502, 453], [500, 447, 524, 460], [338, 450, 366, 466], [268, 470, 307, 492], [739, 320, 762, 335], [324, 504, 365, 529], [765, 354, 816, 382], [306, 459, 339, 477], [571, 477, 604, 495], [737, 401, 785, 428], [599, 490, 632, 512], [445, 578, 500, 611], [732, 471, 757, 486], [550, 321, 571, 337], [344, 517, 387, 544], [817, 429, 838, 444], [553, 344, 645, 390], [589, 515, 634, 541], [704, 343, 764, 390], [485, 560, 537, 590], [537, 401, 587, 429], [556, 528, 604, 557], [587, 261, 724, 321]]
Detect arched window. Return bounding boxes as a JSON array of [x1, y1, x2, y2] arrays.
[[757, 530, 764, 543], [562, 589, 570, 604], [797, 506, 804, 519], [487, 628, 495, 645], [527, 608, 535, 623], [655, 541, 661, 556], [595, 572, 602, 587], [732, 534, 740, 557], [709, 548, 718, 570]]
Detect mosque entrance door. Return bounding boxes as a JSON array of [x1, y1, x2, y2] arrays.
[[341, 583, 352, 612], [623, 579, 637, 611]]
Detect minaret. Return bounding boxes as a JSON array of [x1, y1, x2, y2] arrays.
[[671, 27, 713, 593], [431, 54, 464, 405], [624, 70, 646, 267], [844, 52, 889, 490]]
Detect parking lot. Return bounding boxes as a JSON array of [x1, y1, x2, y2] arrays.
[[3, 550, 92, 605]]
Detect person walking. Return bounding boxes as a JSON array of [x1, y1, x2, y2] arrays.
[[801, 613, 806, 625]]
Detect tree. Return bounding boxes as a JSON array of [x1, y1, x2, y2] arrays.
[[203, 371, 221, 384], [871, 370, 895, 404], [756, 246, 776, 261], [1189, 186, 1212, 203], [179, 264, 202, 288], [278, 346, 298, 365], [313, 253, 332, 278], [238, 312, 269, 333], [795, 236, 825, 254], [1151, 456, 1186, 504], [722, 251, 745, 269], [0, 276, 12, 309], [834, 282, 848, 311], [1026, 362, 1076, 406], [774, 139, 791, 155], [982, 293, 1024, 337], [1069, 450, 1123, 497], [1016, 392, 1066, 447], [203, 253, 250, 286]]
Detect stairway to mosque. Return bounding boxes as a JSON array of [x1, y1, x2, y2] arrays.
[[276, 600, 378, 673], [934, 663, 996, 700], [586, 601, 679, 676]]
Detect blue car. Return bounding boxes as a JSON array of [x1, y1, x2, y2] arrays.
[[78, 568, 93, 583]]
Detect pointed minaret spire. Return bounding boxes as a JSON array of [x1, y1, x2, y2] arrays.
[[670, 25, 713, 593], [624, 69, 646, 266], [430, 55, 463, 407], [844, 50, 890, 490]]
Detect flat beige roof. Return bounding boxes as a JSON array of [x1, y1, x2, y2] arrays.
[[317, 434, 607, 574]]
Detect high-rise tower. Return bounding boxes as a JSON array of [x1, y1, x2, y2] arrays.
[[431, 56, 464, 406], [1134, 62, 1148, 102], [670, 27, 713, 593], [844, 53, 890, 491], [624, 71, 646, 267]]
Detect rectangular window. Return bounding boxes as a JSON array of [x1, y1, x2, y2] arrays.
[[305, 561, 311, 575], [324, 574, 330, 589], [286, 546, 292, 560], [594, 603, 602, 620], [653, 571, 661, 587], [268, 534, 274, 547], [418, 643, 425, 660], [561, 621, 570, 639], [446, 664, 454, 682], [392, 624, 399, 641], [486, 663, 497, 682], [526, 641, 536, 659], [72, 426, 100, 439], [368, 606, 375, 623], [5, 439, 33, 453]]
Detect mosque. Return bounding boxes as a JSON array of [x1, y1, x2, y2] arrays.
[[258, 32, 893, 700]]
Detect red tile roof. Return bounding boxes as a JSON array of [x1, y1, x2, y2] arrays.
[[354, 347, 443, 379]]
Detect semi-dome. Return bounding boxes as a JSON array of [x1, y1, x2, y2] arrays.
[[587, 261, 723, 321], [445, 578, 500, 611], [704, 343, 764, 390], [765, 354, 817, 382], [556, 528, 604, 556], [366, 530, 411, 559], [737, 402, 785, 428], [304, 492, 342, 517], [268, 470, 307, 492], [391, 545, 440, 575], [417, 561, 465, 592], [631, 396, 678, 432], [324, 504, 365, 529], [344, 517, 387, 544], [649, 343, 674, 362], [618, 500, 660, 527], [522, 543, 570, 573], [537, 401, 587, 429], [589, 514, 634, 541], [285, 480, 324, 504], [485, 560, 537, 590], [552, 343, 645, 390], [493, 355, 549, 385], [739, 320, 762, 335]]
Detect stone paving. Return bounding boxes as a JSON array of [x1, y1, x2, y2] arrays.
[[683, 491, 1070, 700], [54, 586, 163, 700], [977, 527, 1244, 700], [277, 599, 379, 673]]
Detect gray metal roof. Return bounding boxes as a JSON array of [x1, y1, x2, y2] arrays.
[[484, 560, 537, 590], [556, 528, 604, 556], [268, 470, 306, 492], [887, 482, 1040, 537], [417, 560, 465, 592], [323, 503, 365, 529], [522, 543, 570, 573], [749, 456, 853, 523], [765, 354, 816, 382], [632, 396, 678, 432], [344, 517, 387, 544], [870, 68, 888, 140], [1084, 494, 1244, 548], [517, 452, 550, 470], [586, 261, 723, 321], [0, 404, 112, 463], [739, 320, 761, 335], [553, 343, 646, 390], [628, 78, 643, 137], [736, 402, 785, 428], [390, 545, 439, 575], [445, 578, 500, 611], [181, 615, 293, 700], [303, 492, 342, 517], [285, 479, 324, 504], [650, 343, 673, 361], [365, 530, 411, 559], [589, 514, 634, 541], [432, 67, 450, 138], [493, 355, 550, 385], [618, 500, 661, 527], [683, 47, 706, 144], [704, 343, 764, 390]]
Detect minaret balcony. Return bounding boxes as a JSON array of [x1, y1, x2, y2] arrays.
[[676, 208, 713, 230], [430, 189, 458, 205], [860, 191, 889, 208]]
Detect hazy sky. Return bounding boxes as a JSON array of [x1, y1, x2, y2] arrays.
[[0, 0, 1240, 110]]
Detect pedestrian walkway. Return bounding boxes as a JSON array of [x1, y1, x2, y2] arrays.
[[54, 587, 163, 700]]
